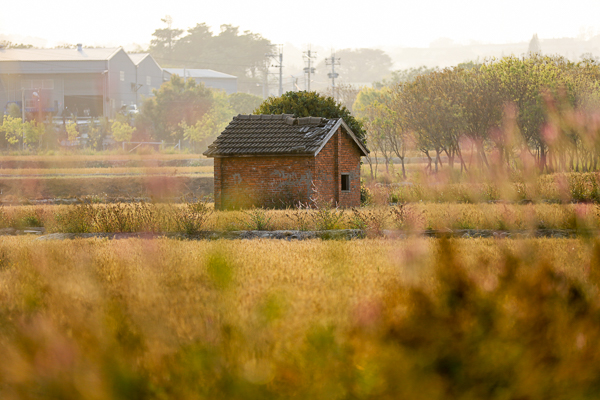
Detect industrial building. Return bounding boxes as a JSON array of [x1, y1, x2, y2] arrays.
[[0, 45, 163, 118]]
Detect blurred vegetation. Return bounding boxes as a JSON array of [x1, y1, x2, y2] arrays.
[[136, 75, 213, 143], [228, 93, 264, 115], [1, 237, 600, 399], [357, 54, 600, 178]]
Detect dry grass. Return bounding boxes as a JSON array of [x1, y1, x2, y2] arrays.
[[0, 237, 598, 399], [4, 202, 599, 233], [360, 172, 600, 204], [0, 166, 212, 176]]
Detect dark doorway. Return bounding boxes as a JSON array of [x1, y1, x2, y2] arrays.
[[64, 95, 103, 117]]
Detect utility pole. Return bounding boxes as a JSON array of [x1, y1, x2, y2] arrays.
[[303, 47, 316, 91], [265, 44, 283, 96], [325, 51, 340, 100]]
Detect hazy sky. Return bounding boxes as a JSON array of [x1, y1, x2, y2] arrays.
[[1, 0, 599, 49]]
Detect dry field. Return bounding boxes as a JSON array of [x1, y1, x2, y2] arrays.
[[2, 202, 600, 233], [1, 237, 599, 399], [0, 153, 206, 163], [0, 153, 212, 201], [2, 154, 600, 398], [0, 166, 212, 177], [0, 176, 212, 202]]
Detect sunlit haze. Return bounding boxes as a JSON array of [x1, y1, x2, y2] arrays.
[[1, 0, 599, 49]]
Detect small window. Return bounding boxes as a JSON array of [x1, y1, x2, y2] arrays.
[[120, 71, 125, 81], [341, 174, 350, 192], [146, 76, 151, 86]]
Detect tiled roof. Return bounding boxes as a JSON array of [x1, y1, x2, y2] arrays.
[[203, 114, 368, 157]]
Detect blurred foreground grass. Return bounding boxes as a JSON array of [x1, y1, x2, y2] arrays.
[[1, 237, 600, 399]]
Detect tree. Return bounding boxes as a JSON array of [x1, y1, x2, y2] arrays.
[[459, 64, 504, 169], [355, 87, 410, 179], [383, 55, 597, 174], [528, 34, 541, 55], [392, 71, 459, 173], [88, 118, 109, 151], [182, 90, 236, 150], [149, 15, 183, 61], [137, 75, 213, 142], [0, 41, 34, 49], [111, 120, 136, 142], [374, 66, 438, 88], [0, 115, 22, 147], [255, 91, 366, 144], [228, 92, 263, 115], [483, 55, 573, 171], [148, 21, 272, 95], [42, 123, 59, 150], [23, 120, 45, 147], [7, 103, 21, 119]]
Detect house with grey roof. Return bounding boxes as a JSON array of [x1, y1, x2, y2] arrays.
[[163, 68, 237, 94], [0, 45, 140, 119], [204, 114, 368, 210]]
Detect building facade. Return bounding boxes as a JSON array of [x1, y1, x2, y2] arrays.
[[204, 114, 368, 210], [0, 46, 162, 119], [128, 53, 163, 105]]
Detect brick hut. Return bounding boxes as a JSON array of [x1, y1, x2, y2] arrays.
[[203, 114, 369, 210]]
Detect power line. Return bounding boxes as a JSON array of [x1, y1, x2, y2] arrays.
[[303, 46, 317, 92], [265, 44, 283, 96]]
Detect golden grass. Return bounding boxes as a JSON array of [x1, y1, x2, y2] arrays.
[[6, 202, 598, 233], [0, 237, 596, 398]]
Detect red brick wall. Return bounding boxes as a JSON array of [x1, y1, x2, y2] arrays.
[[213, 126, 362, 210], [314, 127, 362, 207], [215, 156, 315, 209], [313, 130, 337, 204], [214, 157, 222, 208]]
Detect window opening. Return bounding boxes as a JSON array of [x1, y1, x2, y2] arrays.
[[341, 174, 350, 192]]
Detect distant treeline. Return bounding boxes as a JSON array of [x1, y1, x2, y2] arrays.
[[149, 20, 270, 95], [355, 55, 600, 177]]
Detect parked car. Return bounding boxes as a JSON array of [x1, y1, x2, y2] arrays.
[[124, 104, 139, 115]]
